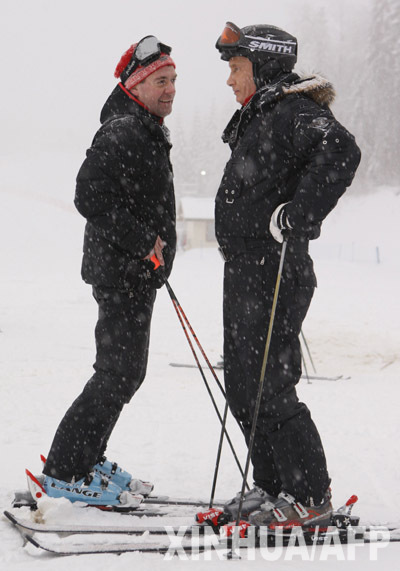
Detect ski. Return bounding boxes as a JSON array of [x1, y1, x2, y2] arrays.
[[19, 525, 400, 556], [25, 534, 176, 555], [301, 374, 350, 382], [5, 509, 399, 539], [3, 510, 202, 536], [170, 362, 223, 370], [12, 488, 222, 511], [169, 363, 347, 381]]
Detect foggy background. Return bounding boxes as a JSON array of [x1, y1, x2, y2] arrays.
[[1, 7, 400, 563], [1, 0, 399, 201]]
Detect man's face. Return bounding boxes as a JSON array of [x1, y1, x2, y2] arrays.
[[227, 57, 256, 105], [131, 65, 177, 118]]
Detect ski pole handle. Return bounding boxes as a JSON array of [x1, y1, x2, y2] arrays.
[[150, 254, 161, 270]]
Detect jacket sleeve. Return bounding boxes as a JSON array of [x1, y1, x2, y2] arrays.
[[74, 118, 157, 259], [283, 100, 361, 232]]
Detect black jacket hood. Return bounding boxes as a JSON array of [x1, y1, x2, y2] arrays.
[[100, 84, 140, 124]]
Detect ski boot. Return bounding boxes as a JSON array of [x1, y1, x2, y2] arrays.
[[94, 457, 154, 497], [224, 486, 278, 520], [41, 471, 143, 507], [249, 489, 333, 529]]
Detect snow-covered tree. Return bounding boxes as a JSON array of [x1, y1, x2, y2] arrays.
[[356, 0, 400, 186]]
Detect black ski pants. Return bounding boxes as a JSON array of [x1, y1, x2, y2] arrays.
[[43, 285, 156, 481], [223, 245, 330, 505]]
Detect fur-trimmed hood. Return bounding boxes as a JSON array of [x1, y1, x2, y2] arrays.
[[283, 74, 336, 106], [223, 73, 336, 145]]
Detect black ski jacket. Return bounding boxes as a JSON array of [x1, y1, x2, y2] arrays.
[[75, 84, 176, 289], [215, 74, 361, 252]]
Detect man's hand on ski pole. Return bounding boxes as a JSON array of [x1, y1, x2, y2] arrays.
[[144, 235, 166, 268]]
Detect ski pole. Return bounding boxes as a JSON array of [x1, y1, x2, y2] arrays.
[[228, 239, 288, 560], [163, 280, 244, 436], [208, 400, 230, 508], [164, 279, 248, 487], [164, 277, 250, 499], [301, 347, 311, 384], [150, 256, 247, 486], [300, 329, 317, 374], [164, 280, 228, 402]]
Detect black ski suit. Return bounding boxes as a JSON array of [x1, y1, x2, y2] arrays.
[[215, 74, 361, 504], [44, 85, 176, 481]]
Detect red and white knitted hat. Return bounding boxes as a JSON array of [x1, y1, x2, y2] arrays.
[[114, 39, 175, 90]]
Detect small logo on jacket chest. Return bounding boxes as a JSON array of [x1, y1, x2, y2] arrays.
[[224, 189, 236, 204]]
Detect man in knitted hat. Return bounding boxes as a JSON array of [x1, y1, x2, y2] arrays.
[[41, 36, 177, 507], [214, 22, 361, 528]]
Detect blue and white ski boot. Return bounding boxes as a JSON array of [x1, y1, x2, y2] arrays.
[[94, 457, 154, 497], [40, 471, 143, 507]]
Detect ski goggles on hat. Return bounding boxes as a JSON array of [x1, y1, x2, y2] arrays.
[[216, 22, 242, 48], [121, 35, 172, 83], [135, 35, 172, 66]]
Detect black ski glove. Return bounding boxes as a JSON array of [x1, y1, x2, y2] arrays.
[[123, 259, 165, 291], [140, 259, 166, 289]]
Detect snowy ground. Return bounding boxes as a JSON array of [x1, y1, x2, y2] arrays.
[[1, 152, 399, 568]]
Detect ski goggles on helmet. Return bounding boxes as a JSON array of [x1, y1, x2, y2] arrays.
[[120, 36, 172, 83], [216, 22, 242, 49]]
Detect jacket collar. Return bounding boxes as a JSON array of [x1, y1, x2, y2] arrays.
[[100, 84, 171, 147], [222, 73, 334, 147], [222, 73, 297, 146]]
